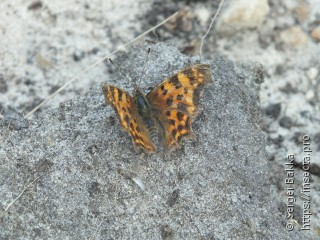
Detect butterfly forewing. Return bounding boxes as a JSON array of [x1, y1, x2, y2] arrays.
[[102, 85, 156, 153], [146, 64, 212, 150]]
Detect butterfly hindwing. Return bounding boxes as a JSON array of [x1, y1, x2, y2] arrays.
[[102, 85, 156, 153], [161, 109, 193, 148]]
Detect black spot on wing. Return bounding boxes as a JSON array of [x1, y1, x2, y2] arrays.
[[177, 112, 184, 121], [169, 119, 175, 125], [184, 87, 188, 94], [172, 129, 177, 138], [189, 74, 196, 85], [125, 115, 130, 125], [185, 117, 190, 130], [177, 94, 183, 100], [166, 97, 173, 106], [118, 91, 123, 101], [169, 75, 182, 89]]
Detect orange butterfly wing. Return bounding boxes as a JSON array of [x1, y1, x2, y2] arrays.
[[102, 85, 156, 153], [146, 64, 212, 150]]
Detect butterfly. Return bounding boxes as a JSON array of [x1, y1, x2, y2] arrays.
[[102, 64, 212, 153]]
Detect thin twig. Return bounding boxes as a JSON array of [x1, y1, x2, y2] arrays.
[[199, 0, 225, 62], [4, 173, 44, 212], [24, 11, 179, 119]]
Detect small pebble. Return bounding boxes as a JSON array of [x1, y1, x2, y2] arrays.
[[73, 50, 85, 62], [311, 27, 320, 41], [265, 103, 281, 119], [279, 26, 308, 48], [306, 67, 318, 80], [279, 116, 293, 129], [305, 90, 315, 100]]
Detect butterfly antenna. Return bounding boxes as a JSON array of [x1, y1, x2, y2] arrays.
[[136, 47, 151, 89], [108, 57, 132, 85]]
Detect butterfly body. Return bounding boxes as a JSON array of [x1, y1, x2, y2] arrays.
[[102, 64, 212, 153], [133, 90, 154, 129], [133, 89, 158, 139]]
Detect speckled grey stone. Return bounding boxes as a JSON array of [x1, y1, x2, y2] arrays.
[[2, 107, 29, 130], [0, 43, 301, 239]]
